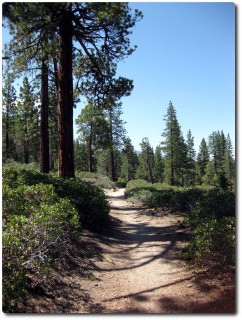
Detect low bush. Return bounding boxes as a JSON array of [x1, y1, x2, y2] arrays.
[[125, 179, 155, 202], [182, 216, 235, 268], [75, 171, 116, 189], [2, 168, 111, 312], [2, 182, 81, 312], [3, 168, 110, 230]]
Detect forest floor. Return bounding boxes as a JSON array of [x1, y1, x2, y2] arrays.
[[22, 188, 235, 314]]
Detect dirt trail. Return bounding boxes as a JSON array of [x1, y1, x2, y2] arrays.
[[77, 189, 235, 313]]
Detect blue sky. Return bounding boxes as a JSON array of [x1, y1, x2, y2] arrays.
[[111, 1, 235, 153], [2, 2, 235, 154]]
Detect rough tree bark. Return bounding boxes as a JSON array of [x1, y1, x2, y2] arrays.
[[57, 8, 75, 177]]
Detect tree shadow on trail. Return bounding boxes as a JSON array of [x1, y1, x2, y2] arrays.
[[83, 206, 235, 314], [84, 209, 191, 273], [103, 270, 235, 314]]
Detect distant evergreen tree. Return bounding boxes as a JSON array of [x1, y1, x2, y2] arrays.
[[96, 147, 121, 180], [223, 134, 235, 190], [153, 145, 164, 183], [136, 137, 155, 183], [161, 101, 186, 186], [74, 139, 88, 172], [15, 77, 39, 164], [2, 60, 17, 161], [75, 102, 108, 172], [196, 138, 209, 184], [184, 129, 196, 186], [202, 161, 219, 187], [120, 137, 139, 181], [208, 130, 229, 189]]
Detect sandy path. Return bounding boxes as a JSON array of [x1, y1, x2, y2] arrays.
[[77, 189, 235, 313]]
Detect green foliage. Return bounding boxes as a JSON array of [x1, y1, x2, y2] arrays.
[[3, 168, 110, 229], [135, 138, 155, 183], [2, 180, 81, 312], [120, 137, 139, 182], [2, 167, 111, 312], [125, 179, 160, 203], [182, 216, 235, 268], [161, 101, 187, 186], [75, 171, 116, 190], [116, 177, 127, 188]]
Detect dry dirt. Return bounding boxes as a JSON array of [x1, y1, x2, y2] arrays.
[[22, 188, 235, 314], [76, 188, 235, 314]]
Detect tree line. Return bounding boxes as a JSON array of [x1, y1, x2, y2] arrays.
[[74, 100, 235, 190]]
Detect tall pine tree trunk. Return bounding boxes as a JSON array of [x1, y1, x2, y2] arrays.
[[40, 54, 50, 173], [57, 8, 75, 177]]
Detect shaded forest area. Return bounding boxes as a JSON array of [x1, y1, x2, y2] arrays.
[[2, 2, 235, 313]]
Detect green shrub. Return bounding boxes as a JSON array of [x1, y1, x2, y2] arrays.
[[2, 168, 110, 230], [182, 189, 235, 269], [125, 179, 154, 199], [182, 216, 235, 267], [2, 168, 110, 311], [2, 183, 81, 312], [3, 160, 40, 171], [75, 171, 115, 189]]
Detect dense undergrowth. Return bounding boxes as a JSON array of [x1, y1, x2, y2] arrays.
[[125, 179, 235, 269], [2, 167, 110, 312]]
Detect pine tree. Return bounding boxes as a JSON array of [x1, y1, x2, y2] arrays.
[[223, 134, 235, 190], [76, 102, 108, 172], [136, 138, 155, 183], [185, 129, 196, 186], [74, 139, 88, 172], [202, 161, 219, 187], [208, 130, 228, 189], [120, 137, 139, 182], [153, 145, 164, 183], [2, 60, 17, 161], [196, 138, 209, 184], [102, 103, 127, 181], [15, 77, 39, 164], [161, 101, 186, 186]]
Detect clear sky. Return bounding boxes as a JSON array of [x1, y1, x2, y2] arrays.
[[1, 1, 235, 154], [110, 1, 235, 153]]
